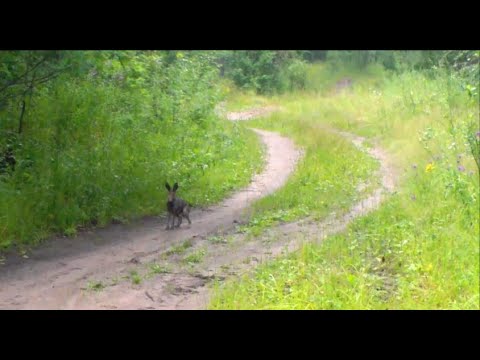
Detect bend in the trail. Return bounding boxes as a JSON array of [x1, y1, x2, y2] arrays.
[[0, 105, 397, 310], [0, 110, 301, 309]]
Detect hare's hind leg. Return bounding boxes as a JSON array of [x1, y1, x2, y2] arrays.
[[184, 206, 192, 225], [175, 214, 182, 228]]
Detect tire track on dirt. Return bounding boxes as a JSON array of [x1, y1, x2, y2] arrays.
[[0, 105, 396, 310], [0, 109, 301, 309]]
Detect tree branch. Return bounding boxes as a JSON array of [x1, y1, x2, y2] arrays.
[[0, 56, 48, 94]]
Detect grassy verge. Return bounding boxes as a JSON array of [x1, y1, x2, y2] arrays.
[[234, 98, 379, 236], [0, 114, 263, 251], [210, 63, 479, 309]]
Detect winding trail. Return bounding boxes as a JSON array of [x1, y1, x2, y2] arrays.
[[0, 112, 301, 309], [0, 106, 396, 310]]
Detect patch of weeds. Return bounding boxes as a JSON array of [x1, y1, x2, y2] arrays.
[[150, 263, 171, 275], [87, 280, 105, 292], [64, 227, 77, 237], [208, 235, 228, 244], [166, 239, 193, 256], [130, 270, 142, 285], [183, 249, 206, 265]]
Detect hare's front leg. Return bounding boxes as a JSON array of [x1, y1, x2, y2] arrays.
[[165, 212, 172, 230]]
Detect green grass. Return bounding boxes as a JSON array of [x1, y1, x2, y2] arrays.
[[207, 235, 228, 244], [149, 263, 171, 275], [183, 248, 206, 265], [236, 102, 378, 236], [165, 239, 193, 256], [129, 270, 142, 285], [305, 62, 386, 95], [210, 63, 479, 310], [222, 82, 276, 112], [86, 280, 105, 292], [0, 111, 263, 251]]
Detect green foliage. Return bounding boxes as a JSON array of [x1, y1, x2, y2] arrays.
[[241, 111, 377, 235], [220, 51, 308, 94], [0, 51, 263, 249], [282, 59, 308, 91], [166, 240, 194, 256], [2, 50, 478, 309], [149, 263, 171, 274], [210, 56, 479, 310], [327, 50, 379, 69], [324, 50, 480, 77], [86, 280, 105, 292], [129, 270, 142, 285], [301, 51, 328, 62], [183, 248, 206, 265]]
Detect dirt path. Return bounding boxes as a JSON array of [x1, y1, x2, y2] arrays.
[[0, 108, 300, 309], [0, 106, 396, 310]]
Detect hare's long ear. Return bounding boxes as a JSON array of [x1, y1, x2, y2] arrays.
[[165, 182, 171, 191], [173, 182, 179, 192]]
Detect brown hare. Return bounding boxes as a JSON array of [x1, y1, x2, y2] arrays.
[[165, 182, 191, 230]]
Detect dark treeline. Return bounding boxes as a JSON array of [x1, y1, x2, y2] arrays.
[[216, 50, 478, 94]]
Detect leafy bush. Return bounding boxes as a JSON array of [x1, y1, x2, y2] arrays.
[[0, 51, 263, 249]]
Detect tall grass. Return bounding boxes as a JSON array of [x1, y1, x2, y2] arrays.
[[0, 76, 263, 250], [237, 109, 378, 236], [210, 62, 479, 309]]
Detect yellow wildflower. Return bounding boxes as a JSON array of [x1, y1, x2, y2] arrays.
[[425, 163, 435, 173]]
